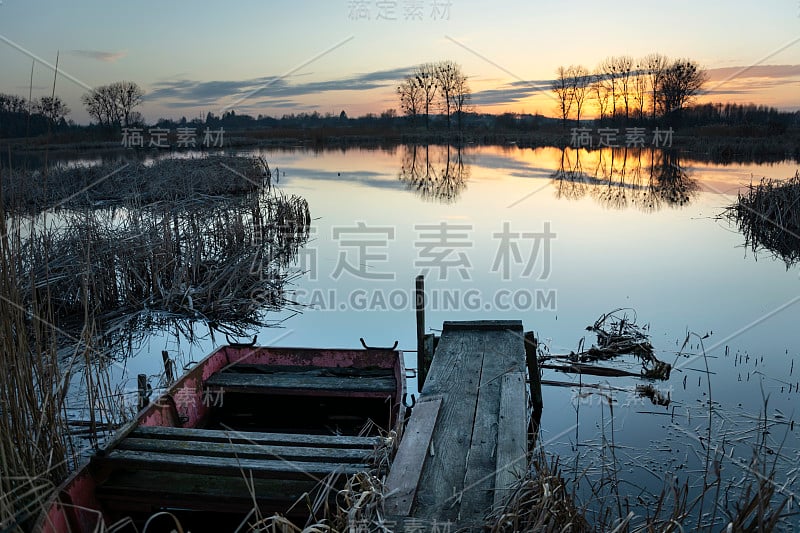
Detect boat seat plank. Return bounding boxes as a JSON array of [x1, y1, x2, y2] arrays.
[[101, 450, 368, 479], [97, 470, 316, 514], [130, 426, 382, 449], [118, 438, 371, 463], [204, 371, 396, 395], [223, 364, 394, 378]]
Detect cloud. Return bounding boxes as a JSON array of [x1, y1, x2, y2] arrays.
[[706, 64, 800, 82], [471, 79, 552, 106], [702, 66, 800, 98], [67, 49, 127, 63], [148, 66, 415, 110]]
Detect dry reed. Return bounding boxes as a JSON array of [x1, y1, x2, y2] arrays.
[[1, 156, 272, 212], [14, 190, 309, 346], [0, 172, 74, 531], [724, 170, 800, 267]]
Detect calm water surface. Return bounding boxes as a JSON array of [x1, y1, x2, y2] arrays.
[[65, 145, 800, 525]]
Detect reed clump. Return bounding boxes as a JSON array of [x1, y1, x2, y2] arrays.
[[488, 448, 589, 532], [1, 155, 271, 212], [725, 170, 800, 267], [15, 191, 310, 342], [0, 181, 74, 531]]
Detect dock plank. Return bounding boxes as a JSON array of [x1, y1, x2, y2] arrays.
[[493, 372, 528, 509], [400, 320, 527, 525], [460, 330, 524, 522], [412, 328, 487, 521], [130, 426, 382, 449], [384, 397, 442, 516]]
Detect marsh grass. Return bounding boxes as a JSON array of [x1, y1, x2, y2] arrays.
[[724, 170, 800, 267], [1, 155, 312, 531], [14, 190, 310, 348], [1, 156, 272, 212], [0, 174, 74, 531]]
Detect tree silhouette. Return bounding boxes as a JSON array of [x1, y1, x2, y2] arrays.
[[551, 66, 574, 128], [414, 63, 438, 130], [82, 81, 144, 127]]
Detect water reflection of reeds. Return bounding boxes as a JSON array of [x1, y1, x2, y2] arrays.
[[724, 170, 800, 267], [551, 147, 698, 211]]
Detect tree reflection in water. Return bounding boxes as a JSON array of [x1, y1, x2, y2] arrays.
[[551, 147, 698, 211], [398, 144, 469, 203]]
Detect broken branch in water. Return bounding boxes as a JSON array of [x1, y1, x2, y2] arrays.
[[540, 308, 671, 380]]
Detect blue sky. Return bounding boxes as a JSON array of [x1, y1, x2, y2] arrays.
[[1, 0, 798, 123]]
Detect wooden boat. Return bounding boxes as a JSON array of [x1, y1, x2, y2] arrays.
[[38, 343, 406, 532]]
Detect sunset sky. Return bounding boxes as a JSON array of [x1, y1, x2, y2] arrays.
[[1, 0, 799, 123]]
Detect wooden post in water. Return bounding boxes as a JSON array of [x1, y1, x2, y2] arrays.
[[524, 331, 543, 429], [162, 350, 175, 385], [137, 374, 149, 411], [415, 275, 426, 389]]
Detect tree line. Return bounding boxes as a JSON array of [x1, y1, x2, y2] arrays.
[[397, 60, 472, 130], [551, 54, 707, 126], [0, 93, 71, 137]]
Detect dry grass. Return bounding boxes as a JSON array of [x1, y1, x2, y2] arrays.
[[488, 447, 589, 532], [1, 155, 272, 212], [14, 190, 309, 345], [0, 175, 74, 531], [724, 170, 800, 267]]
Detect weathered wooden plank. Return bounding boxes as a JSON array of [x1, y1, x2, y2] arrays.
[[98, 470, 316, 514], [102, 450, 367, 479], [130, 426, 381, 449], [441, 320, 523, 331], [413, 328, 486, 521], [460, 330, 525, 522], [524, 331, 543, 422], [384, 397, 442, 516], [493, 372, 528, 510], [224, 364, 395, 378], [204, 372, 396, 394], [118, 438, 369, 463]]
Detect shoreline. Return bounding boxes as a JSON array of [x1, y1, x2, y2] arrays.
[[2, 127, 799, 165]]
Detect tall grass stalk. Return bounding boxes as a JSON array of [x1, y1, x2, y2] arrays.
[[0, 169, 74, 531]]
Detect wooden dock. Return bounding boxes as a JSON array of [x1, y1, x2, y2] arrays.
[[386, 320, 529, 530]]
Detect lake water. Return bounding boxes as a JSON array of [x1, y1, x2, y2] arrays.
[[51, 144, 800, 527]]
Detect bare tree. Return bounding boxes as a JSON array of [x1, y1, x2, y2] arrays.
[[591, 71, 611, 121], [599, 57, 618, 118], [658, 59, 707, 118], [397, 77, 423, 125], [568, 65, 590, 124], [450, 70, 471, 132], [82, 81, 144, 127], [434, 60, 461, 130], [551, 66, 574, 127], [631, 62, 648, 121], [643, 53, 669, 120], [613, 56, 634, 120], [115, 81, 144, 127], [414, 63, 438, 130], [34, 96, 70, 126]]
